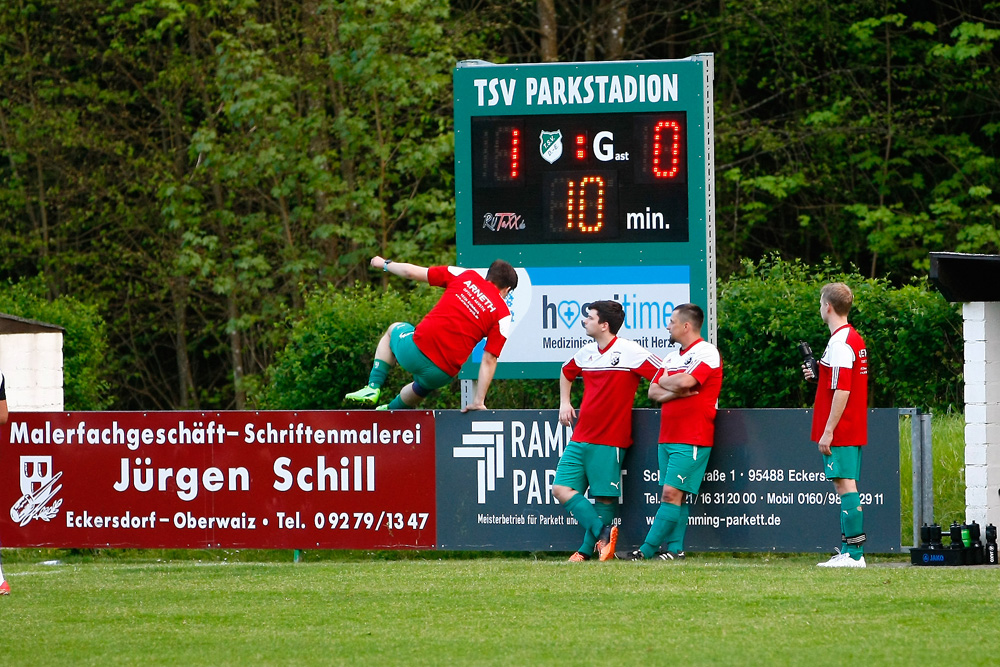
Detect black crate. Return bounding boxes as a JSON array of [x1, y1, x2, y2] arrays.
[[910, 547, 980, 566]]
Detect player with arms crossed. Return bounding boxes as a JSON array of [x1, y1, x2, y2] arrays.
[[345, 257, 518, 411], [554, 301, 660, 562], [804, 282, 869, 568], [619, 303, 723, 561]]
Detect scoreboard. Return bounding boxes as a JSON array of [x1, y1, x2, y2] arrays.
[[454, 56, 716, 379]]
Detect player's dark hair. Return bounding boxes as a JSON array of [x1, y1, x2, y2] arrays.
[[486, 259, 518, 291], [588, 300, 625, 335], [673, 303, 704, 330], [821, 282, 853, 316]]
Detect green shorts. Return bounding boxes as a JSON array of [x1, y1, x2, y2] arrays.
[[388, 323, 453, 392], [553, 441, 625, 498], [659, 442, 712, 495], [822, 446, 862, 480]]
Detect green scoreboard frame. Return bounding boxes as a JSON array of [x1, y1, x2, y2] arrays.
[[454, 55, 716, 379]]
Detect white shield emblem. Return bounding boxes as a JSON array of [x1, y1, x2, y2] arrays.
[[539, 130, 563, 164], [20, 456, 54, 496], [11, 455, 63, 526]]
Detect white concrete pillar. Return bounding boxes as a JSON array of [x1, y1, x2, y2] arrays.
[[964, 302, 1000, 527], [0, 331, 64, 411]]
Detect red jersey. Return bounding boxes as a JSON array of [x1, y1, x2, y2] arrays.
[[811, 324, 868, 446], [413, 266, 512, 377], [562, 337, 660, 448], [654, 339, 723, 447]]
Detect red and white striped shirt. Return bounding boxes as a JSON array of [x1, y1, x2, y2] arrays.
[[562, 337, 660, 448], [655, 338, 723, 447], [811, 324, 868, 446]]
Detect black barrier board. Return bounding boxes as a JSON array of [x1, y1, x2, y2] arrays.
[[434, 409, 901, 552]]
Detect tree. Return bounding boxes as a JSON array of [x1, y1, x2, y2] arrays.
[[704, 0, 1000, 279], [3, 0, 996, 409], [1, 0, 465, 409]]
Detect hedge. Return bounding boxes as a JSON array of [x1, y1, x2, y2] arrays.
[[258, 258, 964, 412], [718, 256, 962, 410]]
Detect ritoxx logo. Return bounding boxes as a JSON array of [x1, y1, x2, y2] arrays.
[[481, 212, 526, 232]]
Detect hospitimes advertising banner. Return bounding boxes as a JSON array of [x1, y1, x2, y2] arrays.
[[0, 411, 436, 549]]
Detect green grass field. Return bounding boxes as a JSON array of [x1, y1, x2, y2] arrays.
[[2, 411, 989, 665], [3, 554, 1000, 665]]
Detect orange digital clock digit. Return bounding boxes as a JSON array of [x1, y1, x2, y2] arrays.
[[565, 176, 606, 233]]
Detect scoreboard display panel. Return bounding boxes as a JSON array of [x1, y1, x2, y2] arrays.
[[470, 112, 689, 244], [453, 56, 716, 379]]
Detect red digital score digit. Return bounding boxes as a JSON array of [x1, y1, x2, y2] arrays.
[[510, 128, 520, 179], [652, 119, 682, 179], [565, 176, 606, 233], [575, 134, 586, 160]]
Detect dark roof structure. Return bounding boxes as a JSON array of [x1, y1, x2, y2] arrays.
[[0, 313, 65, 335], [929, 252, 1000, 303]]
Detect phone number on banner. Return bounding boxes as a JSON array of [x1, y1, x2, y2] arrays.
[[311, 511, 430, 531]]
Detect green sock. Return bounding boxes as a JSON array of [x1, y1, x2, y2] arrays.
[[664, 503, 689, 553], [594, 500, 616, 528], [564, 493, 604, 548], [388, 394, 408, 409], [367, 359, 390, 389], [841, 492, 864, 558], [579, 531, 597, 556], [839, 502, 848, 552], [578, 501, 616, 554], [641, 502, 681, 559]]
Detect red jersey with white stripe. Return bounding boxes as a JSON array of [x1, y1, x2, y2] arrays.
[[562, 337, 660, 448], [654, 339, 723, 447], [413, 266, 512, 377], [811, 324, 868, 446]]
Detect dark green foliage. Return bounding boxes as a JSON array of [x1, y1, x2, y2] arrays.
[[263, 259, 964, 413], [484, 379, 566, 411], [719, 257, 962, 410], [0, 277, 113, 410]]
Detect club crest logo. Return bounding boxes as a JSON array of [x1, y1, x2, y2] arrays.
[[10, 455, 63, 526], [539, 130, 563, 164]]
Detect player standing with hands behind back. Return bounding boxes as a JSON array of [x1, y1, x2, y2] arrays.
[[803, 283, 869, 568]]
